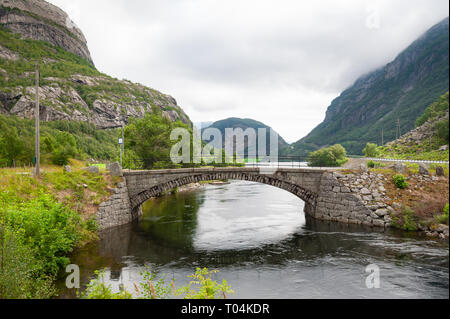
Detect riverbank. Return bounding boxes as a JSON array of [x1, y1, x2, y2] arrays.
[[0, 162, 120, 298], [336, 163, 449, 239]]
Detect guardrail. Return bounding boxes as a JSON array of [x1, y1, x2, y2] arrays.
[[128, 155, 449, 170], [364, 158, 449, 165]]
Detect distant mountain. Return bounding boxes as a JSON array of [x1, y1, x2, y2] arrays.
[[286, 17, 449, 156], [194, 121, 213, 131], [201, 117, 288, 157]]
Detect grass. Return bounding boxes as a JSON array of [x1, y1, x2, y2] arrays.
[[0, 163, 121, 221]]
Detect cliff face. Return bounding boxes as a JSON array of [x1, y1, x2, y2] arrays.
[[0, 0, 92, 64], [0, 0, 191, 128], [287, 17, 449, 156]]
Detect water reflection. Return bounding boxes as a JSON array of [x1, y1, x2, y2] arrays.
[[57, 181, 449, 299]]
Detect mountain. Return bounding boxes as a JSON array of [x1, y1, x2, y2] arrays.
[[194, 121, 213, 131], [201, 117, 288, 156], [378, 92, 449, 161], [0, 0, 93, 64], [0, 0, 191, 129], [286, 17, 449, 157]]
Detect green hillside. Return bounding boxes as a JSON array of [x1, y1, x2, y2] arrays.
[[377, 92, 449, 161], [0, 114, 121, 167], [286, 17, 449, 157]]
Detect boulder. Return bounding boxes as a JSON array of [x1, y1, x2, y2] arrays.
[[87, 166, 100, 174], [436, 166, 445, 177], [109, 162, 123, 177], [418, 163, 429, 175], [375, 209, 389, 217], [392, 163, 406, 174], [359, 164, 368, 172], [63, 165, 71, 173]]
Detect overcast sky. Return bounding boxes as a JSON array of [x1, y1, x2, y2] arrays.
[[48, 0, 448, 143]]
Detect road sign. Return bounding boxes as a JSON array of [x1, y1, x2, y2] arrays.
[[119, 138, 123, 145]]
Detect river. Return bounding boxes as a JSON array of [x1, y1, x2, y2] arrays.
[[57, 181, 449, 299]]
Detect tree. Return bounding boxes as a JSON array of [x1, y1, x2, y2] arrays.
[[307, 144, 347, 167], [363, 143, 379, 158], [0, 126, 24, 166], [46, 132, 78, 166], [125, 108, 191, 169]]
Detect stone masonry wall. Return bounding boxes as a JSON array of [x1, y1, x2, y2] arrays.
[[311, 172, 385, 226], [96, 177, 142, 230]]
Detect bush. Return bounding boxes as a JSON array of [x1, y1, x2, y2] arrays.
[[81, 267, 234, 299], [401, 207, 418, 231], [363, 143, 379, 157], [3, 193, 85, 275], [393, 174, 408, 189], [437, 203, 449, 225], [0, 224, 56, 299], [367, 160, 375, 168], [307, 144, 347, 167], [435, 119, 449, 144], [80, 270, 132, 299]]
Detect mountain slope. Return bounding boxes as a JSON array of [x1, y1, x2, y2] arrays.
[[1, 0, 92, 63], [378, 92, 449, 161], [0, 0, 191, 129], [287, 17, 449, 156], [201, 117, 288, 156]]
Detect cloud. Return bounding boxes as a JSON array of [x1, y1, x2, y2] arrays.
[[48, 0, 449, 143]]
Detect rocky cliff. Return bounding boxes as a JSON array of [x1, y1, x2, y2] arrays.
[[0, 0, 191, 128], [0, 0, 92, 64], [286, 17, 449, 156]]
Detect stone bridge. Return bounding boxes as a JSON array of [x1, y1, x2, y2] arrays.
[[96, 167, 379, 230]]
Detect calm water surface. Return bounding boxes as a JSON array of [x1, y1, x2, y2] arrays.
[[58, 181, 449, 299]]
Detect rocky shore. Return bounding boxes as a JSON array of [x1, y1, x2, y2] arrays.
[[334, 164, 449, 239]]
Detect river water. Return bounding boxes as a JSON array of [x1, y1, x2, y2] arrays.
[[58, 181, 449, 299]]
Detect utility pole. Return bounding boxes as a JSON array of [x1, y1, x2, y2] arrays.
[[121, 125, 125, 167], [396, 118, 401, 140], [34, 63, 40, 179], [381, 128, 384, 146]]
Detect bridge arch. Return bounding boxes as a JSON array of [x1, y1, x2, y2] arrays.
[[128, 171, 318, 211]]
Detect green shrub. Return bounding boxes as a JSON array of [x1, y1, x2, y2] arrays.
[[367, 160, 375, 168], [393, 174, 408, 189], [363, 143, 379, 157], [392, 207, 417, 231], [81, 267, 234, 299], [436, 203, 449, 225], [3, 192, 85, 275], [401, 207, 418, 231], [435, 119, 449, 144], [80, 270, 132, 299], [307, 144, 347, 167], [0, 224, 56, 299], [176, 268, 234, 299]]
